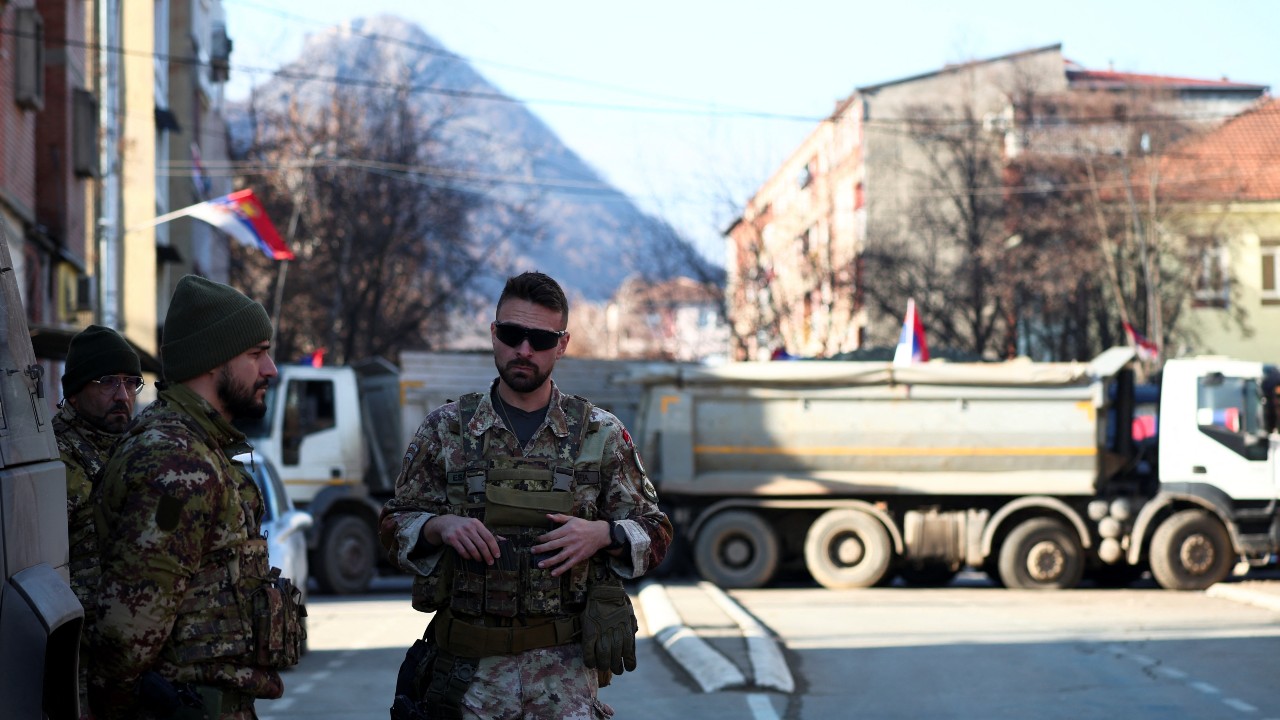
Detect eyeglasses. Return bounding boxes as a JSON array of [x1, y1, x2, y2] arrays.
[[90, 375, 145, 395], [493, 322, 566, 351]]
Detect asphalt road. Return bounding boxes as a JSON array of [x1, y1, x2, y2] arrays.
[[259, 571, 1280, 720]]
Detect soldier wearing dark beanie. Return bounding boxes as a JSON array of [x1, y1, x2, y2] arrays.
[[55, 323, 142, 713], [161, 274, 273, 382], [91, 274, 295, 719], [62, 324, 142, 397]]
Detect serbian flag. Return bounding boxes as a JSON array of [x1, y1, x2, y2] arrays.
[[1123, 322, 1159, 362], [892, 298, 929, 367], [185, 189, 294, 260]]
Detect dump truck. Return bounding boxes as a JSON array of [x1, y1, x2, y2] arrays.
[[0, 234, 83, 718], [624, 348, 1280, 590], [238, 351, 662, 594]]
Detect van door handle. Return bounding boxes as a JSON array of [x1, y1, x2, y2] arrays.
[[1192, 465, 1207, 474]]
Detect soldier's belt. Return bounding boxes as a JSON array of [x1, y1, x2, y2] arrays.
[[435, 609, 581, 658]]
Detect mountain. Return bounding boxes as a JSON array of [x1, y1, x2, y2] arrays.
[[227, 15, 712, 303]]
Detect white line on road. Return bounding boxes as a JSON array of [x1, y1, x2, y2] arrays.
[[747, 693, 781, 720], [326, 658, 345, 669], [1155, 666, 1188, 679], [638, 581, 747, 693], [699, 581, 795, 694], [1223, 698, 1258, 713], [1191, 681, 1221, 695]]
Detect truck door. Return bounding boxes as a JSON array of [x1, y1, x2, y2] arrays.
[[1183, 373, 1273, 502]]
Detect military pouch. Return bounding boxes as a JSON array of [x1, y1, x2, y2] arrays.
[[249, 568, 308, 669], [390, 636, 436, 720], [484, 484, 573, 529]]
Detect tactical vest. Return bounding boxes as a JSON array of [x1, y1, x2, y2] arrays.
[[129, 403, 302, 670], [414, 392, 612, 620]]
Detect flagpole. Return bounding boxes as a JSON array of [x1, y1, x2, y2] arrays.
[[271, 260, 289, 349], [121, 205, 197, 234]]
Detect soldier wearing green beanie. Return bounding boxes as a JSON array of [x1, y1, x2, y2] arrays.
[[54, 324, 143, 715], [91, 275, 302, 720]]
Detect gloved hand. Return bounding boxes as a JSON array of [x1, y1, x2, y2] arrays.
[[581, 584, 638, 675]]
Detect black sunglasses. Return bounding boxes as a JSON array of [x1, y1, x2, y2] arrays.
[[494, 322, 566, 351]]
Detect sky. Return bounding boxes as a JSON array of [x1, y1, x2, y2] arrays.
[[220, 0, 1280, 264]]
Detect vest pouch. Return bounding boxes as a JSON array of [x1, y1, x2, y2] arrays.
[[483, 485, 574, 529], [522, 555, 563, 616], [249, 568, 308, 669]]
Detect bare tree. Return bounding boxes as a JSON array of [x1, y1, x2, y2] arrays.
[[231, 82, 527, 365]]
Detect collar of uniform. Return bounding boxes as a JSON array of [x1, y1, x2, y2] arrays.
[[158, 382, 248, 449], [475, 378, 572, 439], [54, 401, 123, 453]]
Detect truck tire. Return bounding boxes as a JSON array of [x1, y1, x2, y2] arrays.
[[314, 515, 377, 595], [804, 509, 892, 589], [693, 510, 780, 588], [1149, 509, 1233, 591], [997, 517, 1083, 590]]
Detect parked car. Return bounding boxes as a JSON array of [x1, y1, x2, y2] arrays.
[[236, 452, 312, 599]]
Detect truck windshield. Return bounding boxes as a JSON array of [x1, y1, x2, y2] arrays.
[[1196, 375, 1264, 435]]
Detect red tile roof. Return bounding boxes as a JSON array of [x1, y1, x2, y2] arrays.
[[1157, 98, 1280, 202], [1067, 68, 1268, 92]]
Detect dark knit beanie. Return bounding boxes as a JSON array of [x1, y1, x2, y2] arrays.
[[62, 325, 142, 396], [161, 275, 273, 382]]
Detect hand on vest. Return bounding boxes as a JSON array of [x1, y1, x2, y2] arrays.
[[581, 584, 639, 675], [425, 514, 503, 565], [532, 515, 611, 577]]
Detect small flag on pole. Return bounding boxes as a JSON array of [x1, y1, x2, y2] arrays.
[[1122, 322, 1159, 362], [893, 298, 929, 367], [185, 189, 294, 261]]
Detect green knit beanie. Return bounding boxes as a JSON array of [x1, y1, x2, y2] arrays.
[[62, 325, 142, 396], [161, 275, 273, 382]]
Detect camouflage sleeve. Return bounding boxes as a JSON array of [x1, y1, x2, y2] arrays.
[[378, 404, 456, 575], [61, 453, 98, 610], [596, 411, 672, 578], [91, 433, 222, 687]]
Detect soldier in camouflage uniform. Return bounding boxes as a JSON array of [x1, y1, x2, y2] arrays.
[[91, 275, 303, 720], [381, 272, 673, 720], [54, 324, 143, 718]]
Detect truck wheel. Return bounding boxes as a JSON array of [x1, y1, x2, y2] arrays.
[[997, 517, 1083, 590], [693, 510, 779, 588], [804, 509, 892, 589], [314, 515, 377, 595], [1149, 509, 1233, 591]]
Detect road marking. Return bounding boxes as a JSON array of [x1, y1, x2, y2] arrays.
[[1223, 698, 1258, 713], [326, 659, 345, 669], [292, 682, 315, 694], [747, 693, 781, 720], [638, 581, 747, 693], [1191, 681, 1220, 695], [699, 581, 795, 693]]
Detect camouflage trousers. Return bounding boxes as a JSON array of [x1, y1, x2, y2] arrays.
[[459, 643, 611, 720]]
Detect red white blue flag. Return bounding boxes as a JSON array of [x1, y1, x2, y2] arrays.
[[1123, 322, 1159, 362], [893, 298, 929, 367], [185, 189, 294, 261]]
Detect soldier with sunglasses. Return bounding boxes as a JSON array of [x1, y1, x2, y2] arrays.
[[382, 271, 673, 719], [54, 324, 144, 717]]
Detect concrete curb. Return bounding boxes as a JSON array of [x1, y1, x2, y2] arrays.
[[636, 580, 747, 692], [698, 581, 795, 693], [1206, 582, 1280, 613]]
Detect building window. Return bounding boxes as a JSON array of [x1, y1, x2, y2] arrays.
[[1262, 240, 1280, 305], [14, 8, 45, 111], [1191, 237, 1229, 309]]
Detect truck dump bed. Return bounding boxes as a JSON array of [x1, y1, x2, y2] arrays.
[[628, 349, 1135, 499]]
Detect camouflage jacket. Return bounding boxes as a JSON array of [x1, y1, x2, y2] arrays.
[[380, 380, 672, 597], [91, 383, 282, 710], [53, 403, 121, 615]]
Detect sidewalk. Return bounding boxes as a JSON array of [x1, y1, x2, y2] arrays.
[[1207, 577, 1280, 612]]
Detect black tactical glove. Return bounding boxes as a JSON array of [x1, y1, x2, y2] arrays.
[[581, 584, 638, 675]]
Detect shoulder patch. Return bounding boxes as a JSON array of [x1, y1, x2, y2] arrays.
[[155, 494, 184, 532]]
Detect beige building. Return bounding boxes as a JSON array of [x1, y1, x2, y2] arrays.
[[728, 44, 1268, 361], [1156, 99, 1280, 362]]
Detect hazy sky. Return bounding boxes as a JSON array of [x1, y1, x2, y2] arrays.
[[221, 0, 1280, 262]]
